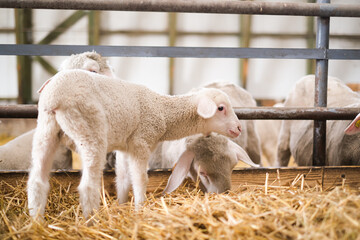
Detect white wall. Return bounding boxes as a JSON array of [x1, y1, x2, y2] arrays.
[[0, 2, 359, 102]]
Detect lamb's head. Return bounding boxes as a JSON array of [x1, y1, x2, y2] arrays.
[[345, 113, 360, 135], [163, 134, 259, 194], [194, 88, 242, 138], [59, 51, 115, 78]]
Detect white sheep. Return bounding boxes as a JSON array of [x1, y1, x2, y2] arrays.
[[276, 75, 360, 166], [0, 129, 71, 170], [0, 51, 115, 171], [147, 133, 258, 194], [255, 103, 283, 166], [28, 70, 242, 218], [141, 82, 261, 193]]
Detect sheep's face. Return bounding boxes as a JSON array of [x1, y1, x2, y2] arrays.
[[59, 51, 115, 78], [196, 89, 242, 139], [187, 135, 235, 193]]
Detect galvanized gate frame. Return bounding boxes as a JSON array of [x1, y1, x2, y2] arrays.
[[1, 0, 360, 166]]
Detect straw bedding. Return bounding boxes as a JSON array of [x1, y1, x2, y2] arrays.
[[1, 176, 360, 239]]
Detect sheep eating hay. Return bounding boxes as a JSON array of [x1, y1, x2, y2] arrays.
[[28, 69, 242, 218]]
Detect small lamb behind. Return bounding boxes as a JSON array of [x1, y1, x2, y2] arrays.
[[0, 129, 71, 170], [147, 133, 258, 194], [0, 51, 114, 171], [276, 75, 360, 166], [28, 70, 242, 218]]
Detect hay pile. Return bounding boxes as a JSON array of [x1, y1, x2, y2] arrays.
[[1, 176, 360, 239]]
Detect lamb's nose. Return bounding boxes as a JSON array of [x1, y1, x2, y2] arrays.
[[238, 126, 242, 133]]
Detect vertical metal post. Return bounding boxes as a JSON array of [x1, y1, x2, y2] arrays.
[[88, 11, 100, 45], [313, 0, 330, 166], [15, 9, 33, 104], [239, 14, 252, 89], [168, 12, 177, 95], [306, 0, 315, 75]]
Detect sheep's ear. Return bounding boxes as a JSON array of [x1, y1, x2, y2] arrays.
[[84, 60, 100, 73], [163, 150, 195, 194], [197, 96, 217, 119], [227, 140, 259, 167], [37, 77, 53, 94], [345, 113, 360, 135]]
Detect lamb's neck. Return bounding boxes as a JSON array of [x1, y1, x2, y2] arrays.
[[160, 95, 206, 141]]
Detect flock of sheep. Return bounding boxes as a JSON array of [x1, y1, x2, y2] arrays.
[[1, 52, 359, 219]]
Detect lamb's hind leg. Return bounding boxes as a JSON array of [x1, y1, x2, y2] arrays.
[[56, 107, 107, 219], [28, 111, 60, 218], [78, 144, 106, 218]]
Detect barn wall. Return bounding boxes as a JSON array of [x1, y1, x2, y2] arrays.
[[0, 0, 359, 102]]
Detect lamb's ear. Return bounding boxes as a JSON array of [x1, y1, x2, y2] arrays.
[[37, 77, 53, 94], [163, 150, 195, 194], [84, 59, 100, 73], [197, 96, 217, 119], [227, 140, 259, 167], [344, 113, 360, 135]]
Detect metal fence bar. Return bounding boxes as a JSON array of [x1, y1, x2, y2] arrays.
[[1, 0, 360, 17], [1, 44, 360, 60], [313, 0, 330, 166], [1, 105, 359, 120]]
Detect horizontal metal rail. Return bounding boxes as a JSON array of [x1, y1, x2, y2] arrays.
[[1, 0, 360, 17], [1, 105, 359, 120], [1, 44, 360, 60]]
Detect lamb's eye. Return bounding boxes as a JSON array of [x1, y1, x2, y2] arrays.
[[218, 106, 224, 111]]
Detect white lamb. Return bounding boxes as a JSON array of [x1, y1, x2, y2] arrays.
[[276, 75, 360, 166], [144, 82, 260, 193], [28, 70, 242, 218], [0, 51, 115, 171]]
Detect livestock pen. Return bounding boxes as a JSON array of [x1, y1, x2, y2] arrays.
[[1, 0, 360, 239]]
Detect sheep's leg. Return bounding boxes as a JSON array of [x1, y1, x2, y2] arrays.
[[78, 148, 106, 218], [128, 157, 149, 208], [115, 151, 131, 204], [56, 107, 107, 218], [28, 112, 60, 218], [276, 120, 291, 167]]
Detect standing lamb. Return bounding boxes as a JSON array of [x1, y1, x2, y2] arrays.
[[28, 70, 242, 218], [143, 82, 260, 194], [0, 51, 115, 171], [276, 75, 360, 167]]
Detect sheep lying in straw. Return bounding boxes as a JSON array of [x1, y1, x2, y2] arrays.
[[276, 75, 360, 166], [0, 129, 71, 170], [0, 51, 114, 171], [28, 70, 243, 218], [144, 82, 260, 194]]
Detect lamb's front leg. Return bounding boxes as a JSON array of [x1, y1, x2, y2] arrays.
[[129, 157, 149, 208], [115, 151, 131, 204]]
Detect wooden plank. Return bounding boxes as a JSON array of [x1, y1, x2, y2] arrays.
[[1, 167, 359, 196]]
